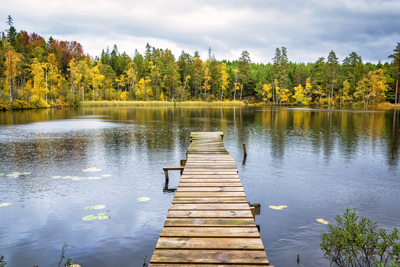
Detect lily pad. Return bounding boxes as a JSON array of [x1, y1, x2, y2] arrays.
[[316, 218, 330, 225], [96, 212, 109, 220], [84, 205, 106, 210], [87, 177, 101, 180], [269, 205, 287, 210], [72, 177, 85, 181], [51, 176, 62, 179], [101, 174, 111, 177], [0, 202, 13, 207], [137, 197, 150, 202], [82, 212, 109, 221], [82, 167, 101, 172]]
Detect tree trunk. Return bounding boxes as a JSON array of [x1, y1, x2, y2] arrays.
[[240, 81, 243, 101]]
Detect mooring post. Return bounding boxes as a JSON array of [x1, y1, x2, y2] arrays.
[[243, 143, 247, 156]]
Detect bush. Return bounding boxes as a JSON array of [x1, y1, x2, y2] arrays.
[[320, 208, 400, 267], [0, 101, 10, 111], [32, 99, 49, 108], [11, 100, 33, 110]]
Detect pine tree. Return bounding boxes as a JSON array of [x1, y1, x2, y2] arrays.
[[389, 42, 400, 104], [6, 15, 17, 46]]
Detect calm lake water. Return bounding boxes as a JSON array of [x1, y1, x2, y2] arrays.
[[0, 106, 399, 267]]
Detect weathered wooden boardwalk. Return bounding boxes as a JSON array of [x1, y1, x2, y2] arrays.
[[150, 132, 271, 266]]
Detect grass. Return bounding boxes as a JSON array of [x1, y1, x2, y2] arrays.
[[81, 100, 245, 107]]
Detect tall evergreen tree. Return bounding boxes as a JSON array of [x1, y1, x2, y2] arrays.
[[6, 15, 17, 46], [326, 50, 339, 101], [389, 42, 400, 104], [238, 50, 251, 100]]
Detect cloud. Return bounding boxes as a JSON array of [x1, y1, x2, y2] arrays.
[[2, 0, 400, 64]]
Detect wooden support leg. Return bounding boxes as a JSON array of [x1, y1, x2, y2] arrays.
[[164, 169, 169, 181]]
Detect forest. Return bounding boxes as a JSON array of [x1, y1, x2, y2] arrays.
[[1, 15, 400, 110]]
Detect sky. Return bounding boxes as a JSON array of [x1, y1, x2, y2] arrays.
[[2, 0, 400, 64]]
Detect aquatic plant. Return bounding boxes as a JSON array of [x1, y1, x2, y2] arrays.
[[268, 205, 287, 210], [84, 205, 106, 210], [0, 203, 13, 207], [137, 197, 150, 201], [82, 212, 109, 221], [316, 218, 330, 225]]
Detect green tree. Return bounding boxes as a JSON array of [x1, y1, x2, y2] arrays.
[[327, 50, 339, 104], [6, 15, 17, 46], [238, 50, 251, 100], [388, 42, 400, 104]]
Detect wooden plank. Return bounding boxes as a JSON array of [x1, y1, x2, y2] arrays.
[[150, 264, 272, 267], [169, 203, 250, 210], [160, 227, 260, 238], [163, 166, 184, 171], [177, 187, 244, 192], [178, 183, 243, 187], [180, 175, 240, 179], [164, 218, 256, 227], [155, 237, 265, 250], [174, 192, 246, 198], [172, 197, 249, 204], [182, 171, 238, 175], [179, 179, 241, 183], [167, 210, 253, 218], [150, 250, 269, 265]]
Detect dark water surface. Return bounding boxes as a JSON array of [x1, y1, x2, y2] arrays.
[[0, 106, 399, 267]]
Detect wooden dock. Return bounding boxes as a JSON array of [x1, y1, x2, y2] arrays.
[[150, 132, 271, 266]]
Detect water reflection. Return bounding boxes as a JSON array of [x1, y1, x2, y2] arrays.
[[0, 106, 399, 267]]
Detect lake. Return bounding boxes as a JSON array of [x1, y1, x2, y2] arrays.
[[0, 106, 399, 266]]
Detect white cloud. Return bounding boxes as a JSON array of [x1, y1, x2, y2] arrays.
[[2, 0, 400, 64]]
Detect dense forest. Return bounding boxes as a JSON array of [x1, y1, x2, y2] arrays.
[[1, 15, 400, 110]]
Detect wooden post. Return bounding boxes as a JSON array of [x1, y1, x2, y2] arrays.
[[243, 143, 247, 156], [250, 206, 256, 219], [164, 169, 169, 181]]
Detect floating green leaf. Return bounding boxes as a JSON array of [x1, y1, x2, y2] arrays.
[[0, 173, 4, 176], [316, 218, 330, 225], [87, 177, 101, 180], [82, 167, 101, 172], [84, 205, 106, 210], [82, 215, 97, 221], [269, 205, 287, 210], [102, 174, 111, 177], [96, 212, 108, 220], [82, 212, 109, 221], [51, 176, 62, 179], [137, 197, 150, 202], [0, 202, 13, 207]]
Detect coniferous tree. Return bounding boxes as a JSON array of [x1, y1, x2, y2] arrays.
[[389, 42, 400, 104]]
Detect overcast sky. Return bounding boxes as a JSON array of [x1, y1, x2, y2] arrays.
[[2, 0, 400, 64]]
